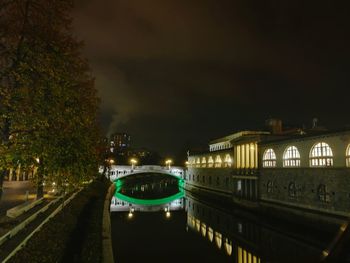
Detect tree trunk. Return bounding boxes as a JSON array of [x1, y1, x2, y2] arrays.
[[0, 169, 6, 200], [36, 163, 44, 199]]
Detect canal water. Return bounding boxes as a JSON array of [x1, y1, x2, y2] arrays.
[[110, 174, 349, 263]]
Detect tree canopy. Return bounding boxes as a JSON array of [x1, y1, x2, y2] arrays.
[[0, 0, 100, 197]]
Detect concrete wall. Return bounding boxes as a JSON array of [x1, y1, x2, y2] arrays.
[[186, 167, 233, 193], [260, 168, 350, 217]]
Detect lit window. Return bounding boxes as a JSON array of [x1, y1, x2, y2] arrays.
[[215, 232, 222, 249], [283, 146, 301, 167], [224, 239, 232, 256], [208, 156, 214, 168], [310, 142, 333, 167], [201, 223, 206, 237], [201, 157, 207, 168], [196, 158, 200, 167], [224, 154, 232, 167], [263, 149, 276, 167], [215, 155, 222, 167], [208, 227, 214, 242], [346, 145, 350, 167]]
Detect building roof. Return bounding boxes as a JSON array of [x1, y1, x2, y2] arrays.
[[209, 131, 270, 145], [259, 128, 350, 146]]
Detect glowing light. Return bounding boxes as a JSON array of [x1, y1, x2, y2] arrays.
[[166, 211, 171, 218], [208, 227, 214, 242], [224, 239, 232, 256], [128, 212, 133, 219], [165, 159, 173, 168]]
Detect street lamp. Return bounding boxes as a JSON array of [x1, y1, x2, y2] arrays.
[[165, 159, 173, 169], [130, 158, 137, 169], [106, 158, 115, 180]]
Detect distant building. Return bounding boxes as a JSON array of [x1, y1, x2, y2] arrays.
[[110, 132, 131, 153]]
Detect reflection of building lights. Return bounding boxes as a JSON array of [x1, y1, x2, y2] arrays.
[[128, 212, 133, 219], [166, 211, 171, 218]]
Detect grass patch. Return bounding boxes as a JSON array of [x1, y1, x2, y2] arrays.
[[10, 179, 110, 263]]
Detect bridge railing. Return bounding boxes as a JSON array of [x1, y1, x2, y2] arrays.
[[103, 165, 185, 181]]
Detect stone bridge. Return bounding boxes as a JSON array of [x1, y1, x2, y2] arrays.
[[105, 165, 185, 181]]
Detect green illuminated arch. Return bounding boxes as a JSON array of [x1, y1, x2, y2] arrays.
[[114, 177, 185, 206]]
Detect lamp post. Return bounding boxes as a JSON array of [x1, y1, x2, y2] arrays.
[[107, 158, 115, 180], [130, 158, 137, 170], [165, 159, 173, 170]]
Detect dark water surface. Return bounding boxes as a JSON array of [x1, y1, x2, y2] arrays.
[[110, 174, 349, 263]]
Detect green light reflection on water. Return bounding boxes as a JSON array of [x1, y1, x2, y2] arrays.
[[114, 177, 185, 206]]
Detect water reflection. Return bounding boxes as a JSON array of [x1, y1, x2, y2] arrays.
[[110, 176, 346, 263], [185, 193, 337, 263], [116, 173, 181, 199]]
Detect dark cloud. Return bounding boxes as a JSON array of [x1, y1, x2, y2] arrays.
[[73, 0, 350, 156]]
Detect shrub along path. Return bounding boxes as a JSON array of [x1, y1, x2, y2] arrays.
[[10, 179, 110, 263]]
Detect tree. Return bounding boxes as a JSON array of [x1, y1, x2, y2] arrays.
[[0, 0, 100, 199]]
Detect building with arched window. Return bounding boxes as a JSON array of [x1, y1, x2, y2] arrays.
[[259, 129, 350, 219], [283, 146, 300, 167], [186, 122, 350, 220]]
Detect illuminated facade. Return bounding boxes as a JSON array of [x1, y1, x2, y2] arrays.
[[186, 127, 350, 219], [259, 130, 350, 218], [186, 131, 270, 205]]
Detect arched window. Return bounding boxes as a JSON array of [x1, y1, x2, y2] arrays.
[[196, 158, 201, 167], [283, 146, 301, 167], [346, 145, 350, 167], [208, 227, 214, 242], [215, 155, 222, 168], [224, 239, 232, 256], [310, 142, 333, 167], [215, 232, 222, 249], [208, 156, 214, 168], [224, 154, 232, 167], [263, 149, 276, 167], [201, 157, 207, 168], [201, 223, 206, 237]]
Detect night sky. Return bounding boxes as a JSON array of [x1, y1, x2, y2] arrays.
[[73, 0, 349, 157]]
